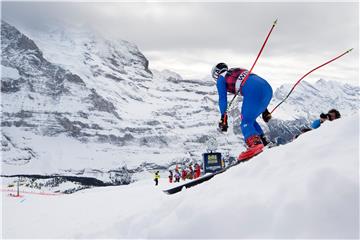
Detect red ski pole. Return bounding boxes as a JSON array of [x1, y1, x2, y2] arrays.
[[227, 18, 278, 111], [270, 48, 354, 114]]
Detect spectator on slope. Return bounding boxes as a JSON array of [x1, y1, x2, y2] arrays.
[[168, 170, 173, 183], [181, 168, 187, 181], [296, 109, 342, 139], [311, 109, 341, 129], [154, 171, 160, 186], [188, 164, 194, 180], [174, 169, 181, 183], [194, 163, 201, 179], [212, 63, 273, 161]]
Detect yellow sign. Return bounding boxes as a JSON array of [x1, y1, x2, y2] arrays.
[[208, 154, 219, 164]]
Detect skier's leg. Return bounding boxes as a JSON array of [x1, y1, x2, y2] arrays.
[[240, 99, 258, 141], [238, 75, 273, 160], [241, 74, 273, 141], [253, 120, 264, 136]]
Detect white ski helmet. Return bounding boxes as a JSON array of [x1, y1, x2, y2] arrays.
[[211, 62, 228, 80]]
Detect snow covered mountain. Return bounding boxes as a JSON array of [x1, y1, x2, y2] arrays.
[[271, 79, 359, 120], [1, 20, 233, 188], [1, 20, 359, 191]]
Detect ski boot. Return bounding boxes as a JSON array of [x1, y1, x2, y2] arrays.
[[260, 134, 269, 146], [238, 135, 264, 161]]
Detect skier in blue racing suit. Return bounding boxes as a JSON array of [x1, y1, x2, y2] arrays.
[[212, 62, 273, 161]]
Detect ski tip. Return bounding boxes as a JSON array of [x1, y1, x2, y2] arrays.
[[273, 18, 278, 25], [347, 48, 354, 53]]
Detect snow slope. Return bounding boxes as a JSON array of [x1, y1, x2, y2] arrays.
[[2, 114, 358, 238]]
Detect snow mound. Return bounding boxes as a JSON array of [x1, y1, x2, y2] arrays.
[[3, 114, 359, 238]]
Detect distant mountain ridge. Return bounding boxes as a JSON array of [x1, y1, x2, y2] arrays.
[[271, 79, 359, 120]]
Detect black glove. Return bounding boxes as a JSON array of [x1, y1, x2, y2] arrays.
[[262, 108, 272, 123], [218, 113, 228, 132], [320, 113, 329, 120]]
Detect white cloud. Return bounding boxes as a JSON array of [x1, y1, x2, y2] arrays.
[[2, 1, 359, 86], [145, 48, 358, 88]]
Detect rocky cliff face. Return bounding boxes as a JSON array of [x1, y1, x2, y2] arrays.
[[1, 20, 359, 192], [1, 21, 125, 167]]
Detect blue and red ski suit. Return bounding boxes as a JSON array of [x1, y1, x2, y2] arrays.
[[216, 69, 273, 141]]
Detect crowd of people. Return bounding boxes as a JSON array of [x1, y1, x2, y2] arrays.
[[154, 163, 202, 186], [168, 163, 202, 183]]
